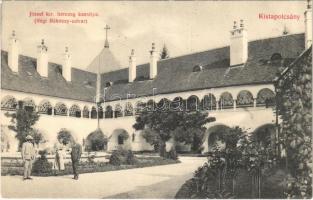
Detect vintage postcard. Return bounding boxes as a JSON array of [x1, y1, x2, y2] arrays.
[[1, 0, 312, 199]]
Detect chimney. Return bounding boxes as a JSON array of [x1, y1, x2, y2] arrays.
[[305, 0, 312, 49], [230, 20, 248, 67], [149, 43, 158, 79], [37, 39, 48, 77], [8, 30, 19, 73], [129, 49, 136, 82], [63, 47, 72, 82]]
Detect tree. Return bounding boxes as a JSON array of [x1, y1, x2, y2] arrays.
[[276, 47, 312, 198], [133, 109, 215, 157], [86, 129, 108, 151], [30, 129, 45, 146], [5, 101, 40, 149], [160, 44, 170, 60], [57, 129, 74, 145]]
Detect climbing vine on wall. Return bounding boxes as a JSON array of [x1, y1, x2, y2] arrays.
[[276, 47, 312, 198]]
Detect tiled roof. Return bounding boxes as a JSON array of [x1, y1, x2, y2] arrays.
[[1, 33, 305, 103], [102, 33, 305, 101], [86, 48, 121, 74], [1, 51, 97, 102]]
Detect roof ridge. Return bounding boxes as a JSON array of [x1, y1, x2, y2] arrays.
[[100, 32, 305, 76]]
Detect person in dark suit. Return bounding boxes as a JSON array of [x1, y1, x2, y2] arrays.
[[70, 141, 82, 180]]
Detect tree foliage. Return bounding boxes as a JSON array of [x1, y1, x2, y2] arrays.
[[5, 102, 40, 149], [160, 44, 170, 60], [133, 110, 215, 156], [57, 129, 74, 145], [276, 47, 312, 198]]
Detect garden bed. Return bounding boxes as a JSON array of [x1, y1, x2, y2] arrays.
[[1, 156, 180, 176]]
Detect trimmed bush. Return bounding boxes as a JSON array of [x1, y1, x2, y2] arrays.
[[32, 150, 53, 175], [109, 149, 137, 166]]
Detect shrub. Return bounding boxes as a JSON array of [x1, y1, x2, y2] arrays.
[[165, 147, 178, 160], [57, 129, 74, 145], [126, 150, 137, 165], [32, 150, 53, 175], [109, 149, 137, 166]]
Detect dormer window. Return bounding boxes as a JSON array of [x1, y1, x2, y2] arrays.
[[270, 53, 283, 65], [193, 65, 203, 72], [105, 82, 113, 87], [271, 53, 282, 61]]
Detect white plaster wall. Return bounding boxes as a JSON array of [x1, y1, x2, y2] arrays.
[[201, 107, 276, 153]]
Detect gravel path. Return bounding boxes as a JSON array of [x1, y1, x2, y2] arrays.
[[1, 157, 206, 198]]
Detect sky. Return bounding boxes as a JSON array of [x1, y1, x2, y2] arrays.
[[1, 1, 307, 72]]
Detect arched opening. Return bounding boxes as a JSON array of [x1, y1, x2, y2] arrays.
[[22, 97, 36, 112], [201, 93, 216, 110], [147, 100, 156, 112], [1, 95, 18, 111], [124, 102, 134, 116], [54, 102, 68, 116], [237, 90, 254, 108], [38, 100, 53, 115], [85, 129, 108, 151], [69, 104, 81, 118], [219, 92, 234, 109], [105, 105, 113, 118], [114, 104, 123, 118], [91, 106, 97, 119], [135, 101, 146, 115], [256, 88, 275, 108], [109, 129, 130, 151], [206, 125, 230, 152], [98, 106, 104, 119], [252, 124, 276, 150], [170, 97, 185, 111], [187, 95, 200, 111], [157, 98, 171, 111], [83, 106, 90, 118]]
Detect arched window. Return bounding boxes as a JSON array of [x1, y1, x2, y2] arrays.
[[54, 102, 68, 116], [105, 105, 113, 118], [22, 98, 36, 112], [170, 97, 185, 111], [69, 104, 81, 118], [147, 100, 156, 112], [98, 106, 104, 119], [83, 106, 89, 118], [201, 94, 216, 110], [237, 90, 254, 107], [124, 102, 134, 116], [257, 88, 275, 108], [135, 101, 146, 114], [38, 100, 52, 115], [114, 104, 123, 118], [219, 92, 233, 109], [157, 98, 170, 111], [91, 106, 97, 119], [187, 95, 199, 111], [1, 95, 17, 111]]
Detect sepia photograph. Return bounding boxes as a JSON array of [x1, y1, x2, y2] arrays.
[[0, 0, 312, 199]]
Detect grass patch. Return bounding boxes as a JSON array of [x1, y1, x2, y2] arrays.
[[1, 156, 180, 177]]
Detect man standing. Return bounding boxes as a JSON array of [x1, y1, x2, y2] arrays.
[[21, 135, 36, 180], [70, 141, 82, 180]]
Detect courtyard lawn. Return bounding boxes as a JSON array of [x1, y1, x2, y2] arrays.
[[1, 156, 180, 176]]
